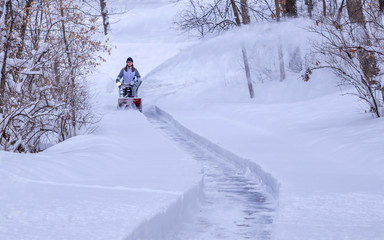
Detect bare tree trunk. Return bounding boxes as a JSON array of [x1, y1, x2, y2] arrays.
[[230, 0, 254, 98], [274, 0, 281, 21], [99, 0, 109, 35], [59, 0, 77, 136], [0, 0, 5, 18], [240, 0, 250, 24], [242, 45, 254, 98], [274, 0, 286, 81], [346, 0, 366, 24], [347, 0, 380, 117], [380, 0, 384, 13], [336, 0, 345, 23], [16, 0, 34, 59], [54, 59, 60, 83], [278, 42, 285, 81], [240, 0, 253, 98], [285, 0, 298, 17], [0, 0, 13, 110], [13, 0, 34, 84], [322, 0, 327, 17], [307, 0, 313, 18], [230, 0, 241, 26], [0, 42, 8, 110], [382, 87, 384, 104]]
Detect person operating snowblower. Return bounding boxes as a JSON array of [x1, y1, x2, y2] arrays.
[[116, 57, 142, 111]]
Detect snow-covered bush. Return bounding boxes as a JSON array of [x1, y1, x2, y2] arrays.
[[308, 0, 384, 118], [0, 0, 110, 152]]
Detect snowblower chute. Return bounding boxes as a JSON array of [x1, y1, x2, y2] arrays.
[[117, 81, 142, 112]]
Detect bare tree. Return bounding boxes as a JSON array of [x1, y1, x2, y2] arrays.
[[241, 0, 251, 24], [175, 0, 256, 98], [236, 0, 255, 98], [0, 0, 5, 18], [322, 0, 327, 17], [0, 0, 14, 111], [273, 0, 286, 81], [304, 0, 314, 18], [308, 0, 384, 118], [380, 0, 384, 13], [274, 0, 281, 21], [16, 0, 34, 59], [100, 0, 110, 35], [0, 0, 110, 152], [284, 0, 298, 17], [231, 0, 242, 25], [336, 0, 345, 23], [346, 0, 380, 117], [175, 0, 271, 36], [346, 0, 366, 24]]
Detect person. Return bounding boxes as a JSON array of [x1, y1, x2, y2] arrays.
[[116, 57, 142, 97]]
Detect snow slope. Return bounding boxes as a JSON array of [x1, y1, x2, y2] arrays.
[[0, 109, 201, 239], [1, 0, 384, 239], [143, 18, 384, 240], [0, 1, 202, 239]]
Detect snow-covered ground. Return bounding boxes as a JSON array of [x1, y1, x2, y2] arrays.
[[1, 0, 384, 239], [0, 2, 201, 239], [0, 110, 201, 239], [154, 92, 384, 239], [0, 122, 200, 237], [140, 1, 384, 239]]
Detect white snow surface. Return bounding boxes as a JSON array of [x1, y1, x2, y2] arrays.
[[141, 2, 384, 240], [1, 0, 384, 239], [0, 1, 201, 239], [0, 111, 201, 239], [0, 114, 200, 239]]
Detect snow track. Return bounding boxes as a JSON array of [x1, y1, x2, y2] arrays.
[[127, 106, 279, 240]]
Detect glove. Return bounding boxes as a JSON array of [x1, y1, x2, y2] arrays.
[[129, 81, 134, 85], [116, 82, 122, 87]]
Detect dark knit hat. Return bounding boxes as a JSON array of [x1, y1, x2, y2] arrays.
[[126, 57, 133, 63]]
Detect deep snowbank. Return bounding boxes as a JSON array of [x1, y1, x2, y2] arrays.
[[126, 178, 203, 240], [142, 15, 384, 240], [129, 105, 278, 239], [143, 19, 339, 106], [0, 108, 202, 239], [147, 106, 279, 198]]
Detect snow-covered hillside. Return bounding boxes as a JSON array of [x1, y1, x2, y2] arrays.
[[142, 5, 384, 239], [1, 0, 384, 240]]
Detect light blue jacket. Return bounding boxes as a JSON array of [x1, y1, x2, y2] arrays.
[[116, 67, 141, 84]]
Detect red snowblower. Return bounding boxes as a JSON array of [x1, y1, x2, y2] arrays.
[[117, 81, 142, 112]]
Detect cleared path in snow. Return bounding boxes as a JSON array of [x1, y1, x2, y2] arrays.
[[144, 106, 276, 240]]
